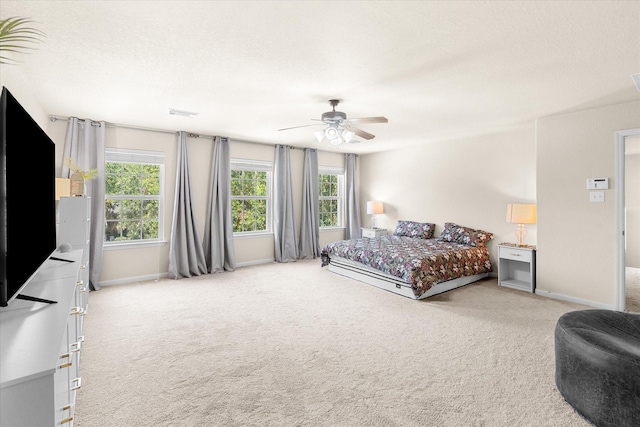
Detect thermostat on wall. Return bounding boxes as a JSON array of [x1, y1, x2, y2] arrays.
[[586, 178, 609, 190]]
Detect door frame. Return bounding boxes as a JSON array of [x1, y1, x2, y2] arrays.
[[615, 128, 640, 311]]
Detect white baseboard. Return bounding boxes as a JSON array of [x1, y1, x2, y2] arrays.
[[534, 288, 616, 310], [97, 272, 169, 287], [236, 258, 276, 267], [97, 258, 277, 287]]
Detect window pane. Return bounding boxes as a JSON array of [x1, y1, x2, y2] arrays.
[[142, 220, 158, 239], [142, 200, 158, 218], [105, 199, 121, 220], [122, 175, 141, 195], [122, 200, 142, 219]]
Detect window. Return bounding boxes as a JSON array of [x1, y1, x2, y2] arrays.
[[230, 159, 272, 234], [104, 148, 164, 245], [319, 167, 344, 228]]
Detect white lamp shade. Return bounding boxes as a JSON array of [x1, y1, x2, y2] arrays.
[[506, 204, 536, 224], [367, 201, 384, 215]]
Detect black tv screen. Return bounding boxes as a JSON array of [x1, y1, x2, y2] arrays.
[[0, 87, 56, 307]]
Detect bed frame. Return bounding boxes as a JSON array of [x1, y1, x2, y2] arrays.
[[327, 256, 489, 300]]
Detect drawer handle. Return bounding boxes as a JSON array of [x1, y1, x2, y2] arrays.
[[70, 307, 86, 316], [59, 362, 72, 369], [62, 404, 71, 411], [70, 340, 82, 353], [76, 280, 84, 286], [78, 286, 87, 293], [60, 352, 70, 359], [61, 416, 73, 425], [509, 253, 522, 257], [70, 377, 82, 391], [80, 264, 87, 269]]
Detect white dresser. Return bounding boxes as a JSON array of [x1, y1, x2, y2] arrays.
[[59, 196, 91, 309], [0, 249, 86, 426]]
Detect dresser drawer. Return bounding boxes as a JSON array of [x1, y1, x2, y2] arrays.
[[499, 246, 532, 262]]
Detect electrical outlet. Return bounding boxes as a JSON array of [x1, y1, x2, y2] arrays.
[[590, 191, 604, 202]]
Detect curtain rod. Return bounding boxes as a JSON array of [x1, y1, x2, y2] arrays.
[[48, 115, 305, 149]]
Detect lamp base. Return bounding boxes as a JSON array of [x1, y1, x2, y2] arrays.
[[515, 224, 527, 246]]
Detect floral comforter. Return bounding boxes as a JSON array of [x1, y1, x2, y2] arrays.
[[320, 235, 493, 298]]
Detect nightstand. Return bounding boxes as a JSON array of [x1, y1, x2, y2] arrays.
[[361, 228, 387, 238], [498, 243, 536, 293]]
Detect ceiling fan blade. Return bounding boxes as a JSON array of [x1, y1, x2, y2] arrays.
[[348, 116, 388, 124], [278, 123, 322, 131], [347, 125, 375, 140]]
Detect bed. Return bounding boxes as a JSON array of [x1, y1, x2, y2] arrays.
[[320, 221, 494, 299]]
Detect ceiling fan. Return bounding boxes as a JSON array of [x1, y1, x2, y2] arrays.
[[278, 99, 388, 145]]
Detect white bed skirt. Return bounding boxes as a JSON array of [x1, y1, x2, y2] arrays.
[[327, 256, 489, 300]]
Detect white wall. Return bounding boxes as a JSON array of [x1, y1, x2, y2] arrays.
[[536, 101, 640, 307], [359, 124, 537, 268], [0, 65, 50, 135]]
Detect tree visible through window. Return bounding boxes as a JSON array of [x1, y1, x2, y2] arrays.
[[104, 149, 163, 243], [230, 161, 271, 233], [319, 171, 343, 228]]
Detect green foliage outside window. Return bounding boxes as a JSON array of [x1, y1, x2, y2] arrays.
[[105, 162, 160, 242], [319, 174, 340, 227], [231, 169, 268, 233]]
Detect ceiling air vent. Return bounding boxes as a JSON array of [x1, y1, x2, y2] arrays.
[[168, 108, 198, 118]]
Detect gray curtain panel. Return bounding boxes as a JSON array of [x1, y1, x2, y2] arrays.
[[203, 136, 236, 273], [61, 117, 106, 291], [273, 145, 298, 262], [344, 153, 362, 239], [168, 131, 208, 279], [298, 148, 320, 259]]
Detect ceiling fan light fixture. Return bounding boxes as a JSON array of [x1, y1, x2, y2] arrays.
[[313, 129, 325, 143], [342, 130, 355, 143], [324, 126, 340, 140]]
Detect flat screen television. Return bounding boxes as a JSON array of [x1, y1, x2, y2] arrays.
[[0, 86, 57, 307]]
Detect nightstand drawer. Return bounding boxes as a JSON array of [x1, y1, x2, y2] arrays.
[[362, 228, 386, 238], [499, 246, 532, 262]]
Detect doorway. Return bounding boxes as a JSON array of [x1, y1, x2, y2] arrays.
[[616, 129, 640, 312]]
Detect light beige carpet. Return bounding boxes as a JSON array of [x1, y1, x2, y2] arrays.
[[75, 259, 592, 427]]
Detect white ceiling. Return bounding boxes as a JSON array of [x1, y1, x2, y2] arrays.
[[2, 1, 639, 154]]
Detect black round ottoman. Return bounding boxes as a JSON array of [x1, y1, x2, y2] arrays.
[[554, 309, 640, 427]]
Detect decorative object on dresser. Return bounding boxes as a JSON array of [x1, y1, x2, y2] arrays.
[[366, 201, 384, 228], [497, 243, 536, 293], [64, 157, 98, 197], [505, 203, 536, 246]]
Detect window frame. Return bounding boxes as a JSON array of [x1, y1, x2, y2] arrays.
[[318, 166, 345, 230], [103, 148, 165, 249], [230, 158, 273, 237]]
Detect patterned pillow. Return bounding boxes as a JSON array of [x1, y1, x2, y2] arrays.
[[438, 222, 493, 247], [393, 220, 436, 239]]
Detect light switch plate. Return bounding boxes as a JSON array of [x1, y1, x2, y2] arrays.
[[590, 191, 605, 202], [587, 178, 609, 190]]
